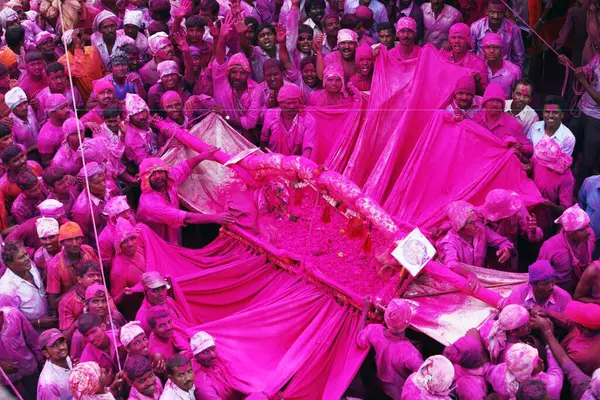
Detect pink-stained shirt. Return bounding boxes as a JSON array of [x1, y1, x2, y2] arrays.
[[485, 346, 564, 400], [421, 3, 463, 48], [71, 314, 127, 361], [0, 307, 40, 384], [136, 160, 192, 244], [139, 59, 159, 88], [71, 190, 110, 248], [538, 231, 596, 294], [58, 287, 119, 331], [580, 55, 600, 120], [437, 223, 514, 268], [10, 106, 39, 150], [128, 376, 163, 400], [35, 86, 84, 125], [474, 111, 532, 157], [37, 357, 74, 400], [80, 329, 122, 375], [444, 97, 482, 120], [11, 191, 46, 224], [148, 330, 192, 360], [80, 106, 104, 126], [193, 359, 237, 400], [110, 246, 146, 298], [487, 61, 522, 99], [46, 245, 99, 295], [38, 119, 66, 158], [0, 161, 42, 210], [124, 124, 159, 165], [261, 108, 316, 156], [135, 297, 192, 335], [470, 17, 525, 69], [562, 326, 600, 376], [211, 58, 262, 131], [531, 157, 575, 230], [454, 364, 488, 400], [52, 142, 83, 176], [19, 72, 48, 100], [356, 324, 423, 399], [439, 49, 489, 87], [48, 190, 79, 218], [507, 282, 572, 312]]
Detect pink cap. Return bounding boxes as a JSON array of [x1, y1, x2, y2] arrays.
[[84, 283, 107, 301], [38, 328, 65, 349], [161, 90, 182, 109], [554, 204, 591, 231], [482, 83, 506, 105], [395, 17, 417, 33], [445, 200, 476, 231], [93, 79, 114, 97], [533, 138, 572, 174], [479, 189, 522, 222], [454, 74, 475, 95], [277, 84, 302, 103], [355, 44, 374, 61]]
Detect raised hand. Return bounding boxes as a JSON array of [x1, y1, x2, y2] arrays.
[[233, 18, 251, 35], [496, 248, 511, 263], [275, 23, 287, 44], [172, 31, 189, 52], [313, 32, 323, 53]]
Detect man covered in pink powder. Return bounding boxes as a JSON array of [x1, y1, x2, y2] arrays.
[[81, 79, 117, 126], [33, 217, 61, 274], [349, 44, 374, 92], [37, 94, 71, 167], [123, 93, 158, 165], [320, 28, 358, 82], [357, 297, 423, 399], [474, 83, 532, 161], [37, 328, 73, 400], [444, 74, 481, 120], [538, 205, 595, 294], [309, 63, 358, 106], [482, 33, 521, 100], [507, 260, 572, 313], [190, 330, 240, 400], [479, 304, 533, 364], [442, 335, 489, 399], [148, 307, 192, 361], [438, 23, 487, 94], [4, 86, 39, 153], [20, 50, 48, 100], [35, 62, 84, 125], [52, 118, 87, 176], [11, 169, 48, 224], [260, 83, 316, 157], [140, 32, 177, 88], [136, 154, 234, 244], [124, 355, 164, 400], [401, 355, 454, 399], [98, 195, 136, 269], [389, 17, 421, 62]]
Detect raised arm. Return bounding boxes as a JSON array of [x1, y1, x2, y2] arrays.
[[276, 23, 293, 70], [233, 16, 254, 59], [314, 32, 325, 80], [215, 17, 234, 65], [173, 32, 197, 86]]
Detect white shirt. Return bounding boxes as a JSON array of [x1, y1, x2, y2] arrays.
[[0, 263, 49, 320], [159, 380, 195, 400], [505, 100, 540, 134], [37, 358, 73, 400], [527, 121, 576, 156]]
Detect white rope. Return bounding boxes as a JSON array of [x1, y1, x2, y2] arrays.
[[56, 4, 122, 372]]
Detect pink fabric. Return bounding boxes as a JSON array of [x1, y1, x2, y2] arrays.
[[454, 74, 476, 94], [438, 49, 488, 87], [160, 90, 181, 109], [38, 120, 65, 156], [277, 84, 303, 102], [148, 330, 192, 360], [445, 200, 476, 231], [93, 79, 114, 97], [356, 324, 423, 399], [564, 301, 600, 330], [79, 329, 121, 375], [193, 359, 238, 400], [355, 44, 374, 61], [396, 17, 418, 33], [384, 298, 412, 331], [482, 83, 506, 106], [531, 157, 574, 209], [533, 137, 573, 174], [479, 189, 522, 222], [0, 306, 39, 384]]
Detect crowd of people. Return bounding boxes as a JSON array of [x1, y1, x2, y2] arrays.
[[0, 0, 597, 397]]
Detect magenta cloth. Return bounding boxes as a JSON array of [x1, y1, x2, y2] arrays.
[[194, 359, 238, 400], [531, 157, 574, 207], [38, 120, 65, 156], [124, 124, 158, 165], [482, 83, 506, 106], [438, 49, 488, 87], [356, 324, 423, 399], [0, 306, 40, 384], [455, 369, 488, 400], [454, 74, 476, 95], [506, 282, 572, 312], [260, 108, 317, 156], [564, 301, 600, 330], [71, 190, 109, 248], [93, 78, 115, 97], [355, 44, 374, 61], [538, 230, 595, 293]]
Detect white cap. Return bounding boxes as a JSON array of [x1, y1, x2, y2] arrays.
[[190, 331, 215, 355]]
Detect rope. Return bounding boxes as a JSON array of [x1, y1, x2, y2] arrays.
[[56, 4, 122, 372], [0, 366, 24, 400]]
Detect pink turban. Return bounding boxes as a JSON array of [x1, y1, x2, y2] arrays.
[[78, 162, 105, 179], [93, 10, 118, 32], [384, 298, 412, 332], [355, 5, 373, 22], [227, 53, 250, 74], [528, 260, 556, 283], [62, 117, 84, 137], [413, 355, 455, 395], [449, 23, 470, 40], [505, 343, 539, 395], [93, 79, 115, 97], [161, 90, 182, 109], [277, 84, 302, 103], [454, 74, 475, 95], [38, 199, 65, 218], [482, 32, 503, 47], [45, 93, 68, 114], [395, 17, 417, 33], [554, 204, 590, 231], [445, 200, 476, 231], [139, 157, 168, 193], [479, 189, 522, 222], [483, 304, 530, 362], [482, 83, 506, 105], [564, 301, 600, 330], [533, 138, 572, 174], [355, 44, 374, 61], [323, 64, 345, 87], [120, 321, 145, 347], [337, 28, 358, 44], [69, 361, 102, 397], [148, 32, 171, 54], [157, 60, 179, 79], [36, 217, 59, 238], [113, 217, 138, 249], [34, 31, 55, 46], [125, 93, 149, 120]]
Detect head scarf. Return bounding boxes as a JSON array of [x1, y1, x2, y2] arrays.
[[113, 217, 138, 249], [120, 321, 144, 347], [157, 60, 180, 79], [45, 93, 68, 115], [4, 87, 28, 110], [395, 16, 417, 33], [323, 64, 345, 87], [36, 217, 59, 238], [0, 8, 19, 30], [190, 331, 215, 355], [69, 362, 102, 398], [92, 10, 117, 32], [445, 200, 476, 231], [161, 90, 182, 110], [35, 31, 55, 47], [148, 32, 170, 54], [479, 189, 522, 222], [105, 195, 130, 219], [482, 32, 503, 47], [227, 52, 250, 74], [62, 29, 75, 47], [504, 343, 539, 396], [413, 355, 455, 395], [93, 79, 115, 98], [78, 162, 105, 179], [454, 74, 475, 95], [554, 204, 591, 231], [337, 28, 358, 44], [277, 84, 302, 103], [84, 283, 107, 301], [528, 260, 556, 283], [139, 157, 168, 193], [533, 138, 572, 174], [63, 117, 84, 137], [58, 221, 84, 242], [482, 83, 506, 106], [123, 9, 143, 28], [141, 271, 170, 290], [449, 23, 471, 47], [355, 44, 374, 61], [125, 93, 149, 120], [484, 304, 530, 362], [38, 199, 65, 218], [384, 298, 412, 332]]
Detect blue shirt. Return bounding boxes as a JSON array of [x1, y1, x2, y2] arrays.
[[578, 175, 600, 236]]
